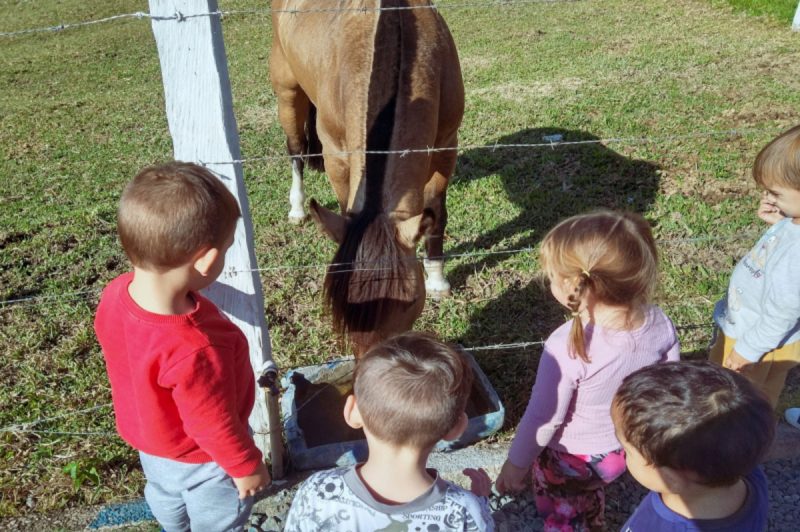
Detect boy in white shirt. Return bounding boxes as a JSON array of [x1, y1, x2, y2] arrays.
[[284, 332, 494, 531], [711, 124, 800, 408]]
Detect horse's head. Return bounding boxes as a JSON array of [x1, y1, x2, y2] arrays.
[[309, 200, 433, 357]]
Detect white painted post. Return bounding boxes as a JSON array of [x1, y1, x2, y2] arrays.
[[794, 1, 800, 31], [148, 0, 278, 460]]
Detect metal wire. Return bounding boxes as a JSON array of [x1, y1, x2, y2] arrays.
[[0, 317, 717, 438], [0, 1, 582, 38], [201, 127, 775, 165], [0, 229, 758, 309], [0, 404, 111, 433]]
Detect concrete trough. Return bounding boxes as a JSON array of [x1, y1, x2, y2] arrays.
[[280, 348, 505, 471]]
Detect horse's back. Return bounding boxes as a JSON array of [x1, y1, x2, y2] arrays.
[[271, 1, 461, 142], [271, 1, 379, 108]]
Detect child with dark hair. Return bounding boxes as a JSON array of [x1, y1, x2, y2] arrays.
[[284, 332, 494, 531], [711, 125, 800, 409], [613, 360, 774, 531], [95, 162, 270, 532]]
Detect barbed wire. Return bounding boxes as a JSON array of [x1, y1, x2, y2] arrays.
[[235, 231, 759, 275], [0, 404, 110, 433], [465, 340, 543, 351], [201, 127, 774, 166], [0, 319, 715, 438], [0, 230, 758, 309], [0, 289, 99, 308], [0, 12, 148, 38], [0, 278, 724, 312], [0, 0, 581, 38]]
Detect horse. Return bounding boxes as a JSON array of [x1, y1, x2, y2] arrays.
[[270, 0, 464, 356]]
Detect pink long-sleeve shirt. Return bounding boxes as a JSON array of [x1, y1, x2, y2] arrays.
[[508, 305, 680, 468]]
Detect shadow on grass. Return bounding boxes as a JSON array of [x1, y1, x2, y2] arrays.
[[450, 127, 661, 428]]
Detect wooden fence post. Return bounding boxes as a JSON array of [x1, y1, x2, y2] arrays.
[[794, 1, 800, 31], [148, 0, 277, 461]]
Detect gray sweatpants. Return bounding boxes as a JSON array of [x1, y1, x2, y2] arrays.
[[139, 451, 253, 532]]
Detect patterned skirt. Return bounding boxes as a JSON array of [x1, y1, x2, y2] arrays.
[[532, 446, 627, 532]]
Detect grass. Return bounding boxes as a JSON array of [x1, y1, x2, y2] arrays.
[[1, 0, 799, 518], [716, 0, 798, 22]]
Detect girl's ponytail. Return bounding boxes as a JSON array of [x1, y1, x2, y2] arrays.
[[567, 271, 591, 362]]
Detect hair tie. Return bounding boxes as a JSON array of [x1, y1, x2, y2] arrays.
[[571, 311, 581, 317], [581, 269, 591, 278]]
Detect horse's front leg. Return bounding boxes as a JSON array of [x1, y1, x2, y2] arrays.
[[423, 162, 453, 299], [270, 44, 311, 224], [288, 156, 305, 224], [277, 96, 310, 223]]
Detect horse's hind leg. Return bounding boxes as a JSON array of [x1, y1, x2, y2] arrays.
[[423, 150, 456, 298], [270, 46, 311, 223]]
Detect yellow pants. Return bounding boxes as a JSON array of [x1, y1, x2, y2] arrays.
[[709, 331, 800, 409]]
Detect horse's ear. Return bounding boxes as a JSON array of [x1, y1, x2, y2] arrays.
[[309, 199, 347, 244], [396, 208, 435, 248]]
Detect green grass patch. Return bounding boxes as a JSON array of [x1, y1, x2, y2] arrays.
[[712, 0, 798, 23], [1, 0, 799, 517]]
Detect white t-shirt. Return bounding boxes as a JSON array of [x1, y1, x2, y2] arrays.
[[284, 466, 495, 531], [714, 218, 800, 361]]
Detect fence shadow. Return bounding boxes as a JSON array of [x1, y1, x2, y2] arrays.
[[449, 127, 661, 428]]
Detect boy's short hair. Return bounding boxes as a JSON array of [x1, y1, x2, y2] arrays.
[[613, 360, 774, 487], [753, 124, 800, 190], [118, 162, 241, 269], [354, 332, 473, 449]]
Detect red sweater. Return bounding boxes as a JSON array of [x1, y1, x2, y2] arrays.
[[94, 273, 262, 478]]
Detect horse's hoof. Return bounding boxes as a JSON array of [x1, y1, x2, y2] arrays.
[[426, 286, 451, 300], [288, 212, 307, 225]]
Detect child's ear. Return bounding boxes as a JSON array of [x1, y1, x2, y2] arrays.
[[343, 395, 364, 429], [193, 247, 220, 277], [443, 412, 468, 441]]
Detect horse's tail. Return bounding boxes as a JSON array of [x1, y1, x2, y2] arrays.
[[324, 214, 415, 337], [304, 103, 324, 172], [323, 1, 408, 342]]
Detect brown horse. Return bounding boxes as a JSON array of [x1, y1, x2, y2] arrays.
[[270, 0, 464, 356]]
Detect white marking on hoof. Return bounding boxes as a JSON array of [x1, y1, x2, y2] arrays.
[[426, 284, 451, 300], [288, 211, 307, 224], [424, 259, 451, 299]]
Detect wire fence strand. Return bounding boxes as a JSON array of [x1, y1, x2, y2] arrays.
[[0, 12, 149, 38], [200, 127, 775, 166], [0, 231, 758, 309], [0, 0, 582, 38], [0, 404, 111, 433], [0, 319, 715, 438]]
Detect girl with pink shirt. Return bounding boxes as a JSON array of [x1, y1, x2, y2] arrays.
[[495, 210, 680, 532]]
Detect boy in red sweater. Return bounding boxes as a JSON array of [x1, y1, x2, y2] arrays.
[[94, 162, 270, 532]]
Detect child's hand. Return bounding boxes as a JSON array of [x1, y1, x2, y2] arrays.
[[758, 196, 784, 225], [724, 349, 754, 373], [463, 467, 492, 497], [232, 462, 271, 499], [495, 460, 528, 494]]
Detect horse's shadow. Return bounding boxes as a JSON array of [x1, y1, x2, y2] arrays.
[[448, 127, 661, 427], [448, 127, 660, 287]]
